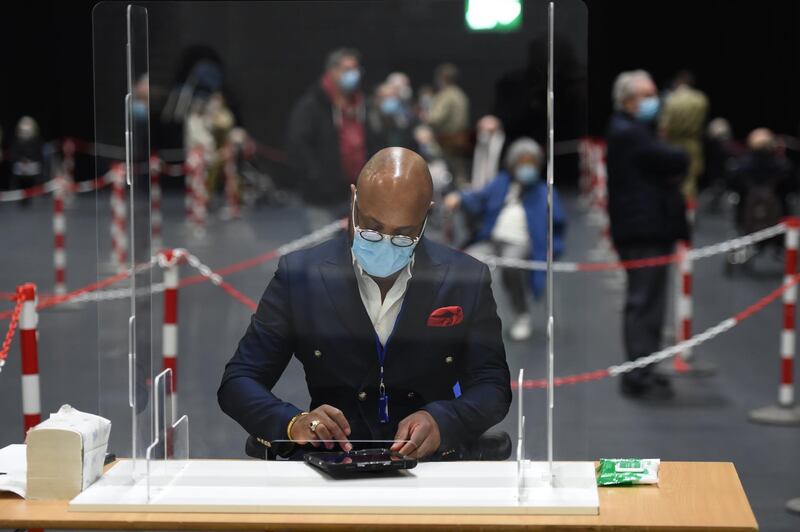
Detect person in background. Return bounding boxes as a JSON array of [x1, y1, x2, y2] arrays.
[[428, 63, 470, 186], [9, 116, 43, 208], [386, 72, 415, 124], [606, 70, 689, 400], [443, 138, 565, 341], [287, 47, 369, 230], [658, 70, 709, 219], [703, 117, 742, 212], [367, 82, 418, 152], [730, 128, 795, 234], [416, 84, 435, 124], [471, 115, 505, 191]]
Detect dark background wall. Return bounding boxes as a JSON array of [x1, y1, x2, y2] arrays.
[[1, 0, 799, 170]]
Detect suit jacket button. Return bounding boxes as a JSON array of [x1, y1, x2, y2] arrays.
[[313, 349, 322, 358], [358, 391, 367, 401], [407, 391, 416, 399], [445, 356, 454, 364]]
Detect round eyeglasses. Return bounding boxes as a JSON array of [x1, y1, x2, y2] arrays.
[[352, 193, 427, 248]]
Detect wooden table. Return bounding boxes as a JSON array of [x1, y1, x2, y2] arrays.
[[0, 461, 758, 530]]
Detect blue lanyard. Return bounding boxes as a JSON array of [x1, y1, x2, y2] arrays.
[[373, 298, 408, 424], [374, 336, 390, 424]]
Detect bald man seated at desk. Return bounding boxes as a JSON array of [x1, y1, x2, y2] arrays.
[[218, 147, 511, 460]]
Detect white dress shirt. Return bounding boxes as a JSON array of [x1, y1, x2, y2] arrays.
[[352, 253, 415, 346]]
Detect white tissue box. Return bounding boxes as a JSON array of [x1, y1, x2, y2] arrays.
[[25, 404, 111, 500]]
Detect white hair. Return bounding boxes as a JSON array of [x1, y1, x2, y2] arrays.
[[612, 69, 653, 111], [504, 137, 543, 169]]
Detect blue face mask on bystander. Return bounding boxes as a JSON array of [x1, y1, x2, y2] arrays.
[[380, 97, 401, 116], [338, 69, 361, 93], [636, 96, 660, 123], [514, 164, 540, 185]]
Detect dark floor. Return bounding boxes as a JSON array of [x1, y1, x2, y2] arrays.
[[1, 188, 799, 531]]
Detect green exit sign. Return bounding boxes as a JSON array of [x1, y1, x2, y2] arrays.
[[465, 0, 522, 32]]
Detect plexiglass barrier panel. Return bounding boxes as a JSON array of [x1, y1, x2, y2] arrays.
[[88, 0, 586, 474], [93, 2, 154, 478]]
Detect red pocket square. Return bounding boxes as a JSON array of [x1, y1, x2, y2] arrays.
[[427, 306, 464, 327]]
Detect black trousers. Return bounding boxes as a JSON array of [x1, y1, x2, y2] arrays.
[[617, 243, 674, 382]]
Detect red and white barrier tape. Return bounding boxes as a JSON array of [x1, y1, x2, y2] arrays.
[[0, 291, 24, 371], [0, 171, 112, 203], [513, 272, 800, 389], [0, 219, 346, 312], [475, 222, 787, 272]]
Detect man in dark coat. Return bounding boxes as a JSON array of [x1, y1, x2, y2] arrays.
[[606, 70, 689, 400], [218, 148, 511, 460], [287, 48, 370, 231]]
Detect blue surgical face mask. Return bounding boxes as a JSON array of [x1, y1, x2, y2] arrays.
[[351, 194, 425, 278], [380, 97, 401, 116], [352, 233, 417, 278], [514, 164, 540, 185], [636, 96, 660, 122], [338, 69, 361, 93]]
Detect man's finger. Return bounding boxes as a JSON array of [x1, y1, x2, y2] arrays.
[[390, 418, 411, 451], [321, 405, 351, 436], [313, 420, 334, 449], [317, 412, 351, 451], [396, 424, 426, 457]]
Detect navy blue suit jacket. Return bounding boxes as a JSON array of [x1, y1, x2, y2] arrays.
[[217, 233, 511, 456]]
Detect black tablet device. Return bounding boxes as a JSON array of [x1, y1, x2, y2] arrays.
[[304, 448, 417, 476]]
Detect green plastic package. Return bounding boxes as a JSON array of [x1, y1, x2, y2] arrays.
[[596, 458, 660, 486]]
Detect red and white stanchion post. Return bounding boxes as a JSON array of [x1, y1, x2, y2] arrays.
[[223, 146, 240, 219], [186, 147, 207, 237], [150, 155, 163, 252], [18, 283, 41, 435], [52, 176, 67, 296], [669, 241, 714, 376], [160, 250, 180, 410], [110, 164, 128, 271], [62, 138, 76, 206], [750, 217, 800, 425], [672, 241, 692, 373]]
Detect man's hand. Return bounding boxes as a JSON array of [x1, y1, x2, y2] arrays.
[[289, 405, 352, 451], [390, 410, 441, 459]]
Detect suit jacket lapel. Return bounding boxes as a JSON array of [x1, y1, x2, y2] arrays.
[[318, 234, 375, 340], [386, 238, 449, 352]]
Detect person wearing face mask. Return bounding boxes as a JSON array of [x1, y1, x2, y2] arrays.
[[219, 147, 511, 461], [367, 82, 418, 152], [287, 48, 371, 231], [606, 70, 689, 400], [443, 138, 566, 341], [9, 116, 44, 208]]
